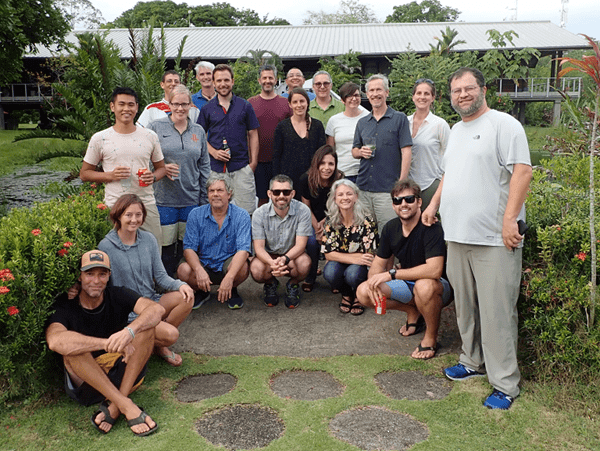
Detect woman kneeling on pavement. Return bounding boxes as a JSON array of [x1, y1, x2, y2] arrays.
[[322, 179, 379, 315], [98, 194, 194, 367]]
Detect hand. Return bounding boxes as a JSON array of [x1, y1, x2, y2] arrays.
[[359, 146, 373, 159], [315, 219, 325, 238], [111, 165, 131, 181], [422, 205, 439, 226], [105, 328, 133, 354], [67, 282, 81, 300], [165, 163, 180, 180], [213, 149, 231, 162], [121, 343, 136, 364], [217, 275, 234, 303], [367, 285, 384, 308], [249, 161, 258, 172], [367, 271, 391, 291], [502, 217, 523, 250], [359, 253, 374, 266], [194, 266, 212, 292], [139, 169, 155, 185], [179, 284, 194, 302], [270, 257, 289, 277]]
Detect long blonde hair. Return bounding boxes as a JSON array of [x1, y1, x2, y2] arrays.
[[326, 179, 369, 229]]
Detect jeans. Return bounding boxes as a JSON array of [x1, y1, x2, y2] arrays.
[[323, 261, 369, 297], [305, 230, 320, 284]]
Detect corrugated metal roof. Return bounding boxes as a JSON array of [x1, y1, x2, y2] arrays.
[[30, 21, 590, 60]]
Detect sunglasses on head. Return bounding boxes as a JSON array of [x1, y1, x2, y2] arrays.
[[271, 189, 292, 196], [392, 195, 418, 205]]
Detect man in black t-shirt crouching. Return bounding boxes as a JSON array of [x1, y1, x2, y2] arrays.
[[356, 179, 452, 360], [45, 250, 163, 436]]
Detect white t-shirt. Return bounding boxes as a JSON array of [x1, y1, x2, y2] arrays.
[[408, 111, 450, 191], [83, 126, 164, 207], [326, 109, 369, 177], [440, 110, 531, 247], [136, 98, 200, 128]]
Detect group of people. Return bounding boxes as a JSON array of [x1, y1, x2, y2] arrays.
[[44, 63, 532, 437]]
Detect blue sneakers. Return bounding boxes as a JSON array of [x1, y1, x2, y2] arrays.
[[193, 290, 210, 309], [444, 363, 485, 381], [484, 389, 515, 410], [264, 279, 279, 307], [227, 288, 244, 309]]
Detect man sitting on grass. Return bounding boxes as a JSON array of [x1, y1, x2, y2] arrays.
[[45, 250, 164, 436]]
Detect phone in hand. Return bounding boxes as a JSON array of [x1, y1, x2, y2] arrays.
[[517, 219, 529, 236]]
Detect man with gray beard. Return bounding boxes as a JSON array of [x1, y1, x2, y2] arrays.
[[422, 67, 532, 410]]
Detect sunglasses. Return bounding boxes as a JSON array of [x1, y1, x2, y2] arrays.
[[271, 189, 293, 196], [392, 195, 418, 205], [415, 78, 434, 85]]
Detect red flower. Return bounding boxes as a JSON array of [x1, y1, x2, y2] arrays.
[[63, 242, 73, 248], [0, 286, 10, 294], [97, 203, 107, 210], [58, 249, 68, 257], [89, 190, 95, 195], [577, 252, 587, 261], [0, 269, 14, 281], [7, 306, 19, 316], [90, 183, 97, 188], [31, 229, 41, 236]]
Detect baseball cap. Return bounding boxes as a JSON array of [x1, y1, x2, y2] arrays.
[[81, 250, 111, 272]]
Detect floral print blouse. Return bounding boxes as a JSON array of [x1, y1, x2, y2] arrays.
[[322, 215, 379, 255]]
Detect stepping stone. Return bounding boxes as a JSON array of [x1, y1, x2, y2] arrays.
[[176, 373, 236, 402], [270, 370, 344, 400], [195, 404, 284, 449], [375, 371, 451, 400], [330, 406, 428, 450]]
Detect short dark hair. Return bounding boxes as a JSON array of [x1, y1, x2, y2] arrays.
[[161, 70, 180, 83], [110, 194, 147, 230], [111, 87, 138, 104], [391, 178, 421, 198], [213, 64, 234, 80], [269, 174, 293, 190], [338, 82, 361, 101], [258, 64, 277, 78], [449, 67, 485, 89]]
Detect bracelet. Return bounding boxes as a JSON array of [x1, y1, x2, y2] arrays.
[[126, 327, 135, 339]]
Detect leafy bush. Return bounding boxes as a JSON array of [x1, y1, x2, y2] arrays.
[[0, 184, 112, 402], [520, 155, 600, 384]]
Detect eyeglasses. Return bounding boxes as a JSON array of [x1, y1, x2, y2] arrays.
[[313, 82, 331, 88], [171, 102, 190, 109], [450, 85, 480, 97], [287, 73, 303, 78], [392, 195, 418, 205], [345, 93, 362, 99], [415, 78, 434, 85], [271, 189, 293, 197]]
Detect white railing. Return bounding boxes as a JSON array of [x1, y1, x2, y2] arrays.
[[0, 83, 54, 103], [496, 77, 582, 99]]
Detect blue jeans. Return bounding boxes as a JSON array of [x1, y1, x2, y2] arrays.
[[305, 230, 320, 284], [323, 261, 369, 298]]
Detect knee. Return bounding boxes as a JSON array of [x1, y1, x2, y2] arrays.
[[250, 259, 268, 282], [156, 322, 179, 346], [323, 261, 340, 284], [177, 263, 191, 282], [355, 281, 374, 307], [345, 265, 368, 288], [234, 260, 250, 284], [295, 253, 312, 273], [413, 279, 441, 304]]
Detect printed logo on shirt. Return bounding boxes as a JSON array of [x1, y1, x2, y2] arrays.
[[192, 134, 199, 142]]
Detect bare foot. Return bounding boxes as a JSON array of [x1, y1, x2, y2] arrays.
[[411, 341, 438, 360], [156, 346, 182, 366], [92, 401, 119, 433], [124, 404, 157, 436], [399, 315, 425, 337]]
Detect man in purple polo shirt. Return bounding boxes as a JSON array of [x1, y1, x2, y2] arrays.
[[198, 64, 260, 215]]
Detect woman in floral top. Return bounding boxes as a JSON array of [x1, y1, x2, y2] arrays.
[[322, 179, 379, 315]]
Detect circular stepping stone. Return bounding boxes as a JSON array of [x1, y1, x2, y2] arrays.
[[330, 406, 428, 450], [176, 373, 236, 402], [195, 404, 284, 449], [375, 371, 451, 401], [270, 370, 344, 400]]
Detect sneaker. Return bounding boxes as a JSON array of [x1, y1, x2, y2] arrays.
[[193, 290, 210, 309], [444, 363, 485, 381], [228, 288, 244, 309], [484, 389, 515, 410], [263, 279, 279, 307], [285, 281, 301, 309]]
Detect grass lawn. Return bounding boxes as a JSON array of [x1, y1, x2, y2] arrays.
[[1, 353, 599, 450]]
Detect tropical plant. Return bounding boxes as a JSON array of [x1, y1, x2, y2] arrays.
[[318, 50, 363, 91], [429, 26, 466, 56], [231, 50, 284, 99], [556, 34, 600, 329]]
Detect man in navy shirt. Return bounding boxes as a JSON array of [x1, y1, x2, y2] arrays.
[[198, 63, 260, 215]]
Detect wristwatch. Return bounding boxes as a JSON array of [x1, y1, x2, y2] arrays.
[[389, 268, 396, 280], [283, 255, 291, 265]]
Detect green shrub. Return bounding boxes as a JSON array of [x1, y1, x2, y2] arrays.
[[521, 156, 600, 384], [0, 184, 112, 402]]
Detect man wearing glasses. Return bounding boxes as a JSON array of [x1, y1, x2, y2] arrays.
[[309, 70, 345, 128], [250, 174, 312, 309], [356, 178, 451, 360], [282, 68, 316, 101], [423, 67, 532, 410], [137, 70, 200, 128]]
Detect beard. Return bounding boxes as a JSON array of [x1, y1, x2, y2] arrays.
[[452, 89, 485, 118]]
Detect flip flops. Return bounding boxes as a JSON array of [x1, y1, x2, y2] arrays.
[[412, 343, 438, 360], [127, 408, 158, 437], [91, 400, 117, 434], [158, 350, 182, 367], [399, 315, 426, 336]]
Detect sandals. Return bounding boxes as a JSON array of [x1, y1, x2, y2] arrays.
[[158, 349, 182, 367], [412, 343, 438, 360], [301, 282, 314, 292], [399, 315, 426, 336], [91, 400, 118, 434], [350, 300, 365, 316], [127, 408, 158, 437], [339, 296, 352, 313]]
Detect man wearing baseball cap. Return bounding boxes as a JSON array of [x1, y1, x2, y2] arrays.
[[45, 250, 166, 436]]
